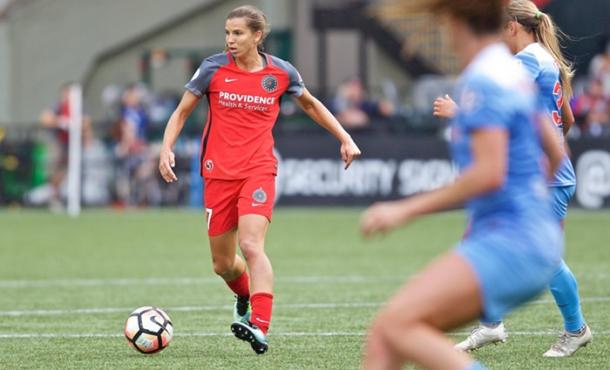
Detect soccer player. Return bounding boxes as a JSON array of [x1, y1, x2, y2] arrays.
[[434, 0, 592, 357], [158, 5, 361, 354], [359, 0, 565, 368]]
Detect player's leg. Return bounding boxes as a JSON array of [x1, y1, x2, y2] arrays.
[[544, 185, 591, 357], [364, 251, 483, 370], [204, 178, 251, 323], [208, 229, 251, 322], [230, 175, 275, 354], [455, 222, 507, 352], [231, 214, 272, 354]]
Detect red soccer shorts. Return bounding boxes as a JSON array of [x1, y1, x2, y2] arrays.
[[203, 174, 275, 236]]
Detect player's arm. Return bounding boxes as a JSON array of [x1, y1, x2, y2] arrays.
[[361, 128, 507, 237], [295, 88, 361, 169], [561, 98, 574, 136], [159, 91, 200, 183], [538, 114, 564, 178]]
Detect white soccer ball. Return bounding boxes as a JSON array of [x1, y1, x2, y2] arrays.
[[124, 306, 173, 354]]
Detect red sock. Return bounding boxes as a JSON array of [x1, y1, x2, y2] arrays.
[[250, 292, 273, 334], [225, 271, 250, 298]]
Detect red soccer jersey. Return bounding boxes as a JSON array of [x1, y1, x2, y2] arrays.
[[185, 52, 305, 179]]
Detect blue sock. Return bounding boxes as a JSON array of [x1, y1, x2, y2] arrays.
[[549, 260, 586, 333], [463, 362, 486, 370]]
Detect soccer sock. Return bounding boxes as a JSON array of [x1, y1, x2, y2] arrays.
[[250, 292, 273, 334], [549, 259, 586, 333], [226, 271, 250, 298]]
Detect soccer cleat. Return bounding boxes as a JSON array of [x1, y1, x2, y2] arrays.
[[543, 325, 592, 357], [455, 323, 508, 351], [233, 295, 250, 323], [231, 320, 268, 354]]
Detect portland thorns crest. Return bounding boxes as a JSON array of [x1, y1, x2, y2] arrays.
[[261, 75, 278, 93], [252, 187, 267, 203]]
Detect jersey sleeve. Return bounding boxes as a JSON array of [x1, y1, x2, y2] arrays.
[[185, 54, 226, 97], [515, 51, 541, 81], [270, 56, 305, 97], [284, 62, 305, 97], [457, 77, 512, 132]]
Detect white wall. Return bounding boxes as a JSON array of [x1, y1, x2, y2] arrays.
[[8, 0, 213, 124]]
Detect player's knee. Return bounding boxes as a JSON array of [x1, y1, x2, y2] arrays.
[[212, 257, 234, 278], [238, 237, 264, 261]]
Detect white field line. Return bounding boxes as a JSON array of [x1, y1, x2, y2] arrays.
[[1, 296, 609, 317], [0, 276, 401, 288], [1, 331, 609, 340], [0, 303, 380, 317], [1, 272, 608, 289]]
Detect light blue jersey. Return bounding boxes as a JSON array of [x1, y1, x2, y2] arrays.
[[452, 43, 562, 322], [452, 43, 553, 225], [515, 43, 576, 187]]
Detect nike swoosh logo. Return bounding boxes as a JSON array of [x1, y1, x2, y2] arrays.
[[255, 317, 270, 324], [251, 203, 264, 207], [225, 78, 238, 83]]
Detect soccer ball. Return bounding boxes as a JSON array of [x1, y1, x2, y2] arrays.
[[124, 306, 173, 354]]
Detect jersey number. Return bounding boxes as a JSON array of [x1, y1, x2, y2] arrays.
[[551, 81, 563, 126]]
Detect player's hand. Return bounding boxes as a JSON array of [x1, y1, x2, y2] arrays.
[[341, 138, 361, 169], [159, 147, 178, 183], [360, 201, 413, 238], [433, 94, 458, 119]]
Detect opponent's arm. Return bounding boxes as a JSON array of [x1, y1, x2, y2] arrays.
[[361, 128, 507, 237], [433, 94, 458, 119], [561, 98, 575, 136]]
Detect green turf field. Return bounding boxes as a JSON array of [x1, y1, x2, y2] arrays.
[[0, 208, 608, 369]]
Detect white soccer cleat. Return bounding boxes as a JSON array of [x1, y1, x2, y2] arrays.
[[455, 323, 508, 351], [543, 325, 592, 357]]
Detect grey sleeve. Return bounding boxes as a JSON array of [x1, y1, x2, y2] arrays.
[[185, 54, 226, 96], [285, 61, 305, 97], [271, 56, 305, 97]]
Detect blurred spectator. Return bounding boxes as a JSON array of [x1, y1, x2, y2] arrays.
[[329, 77, 395, 130], [81, 119, 111, 206], [589, 39, 610, 99], [572, 78, 610, 137], [121, 84, 149, 141], [111, 83, 164, 207], [38, 83, 92, 210]]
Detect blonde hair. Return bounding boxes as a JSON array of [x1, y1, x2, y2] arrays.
[[226, 5, 270, 50], [507, 0, 574, 98]]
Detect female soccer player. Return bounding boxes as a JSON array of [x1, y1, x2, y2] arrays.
[[360, 0, 565, 368], [158, 5, 361, 354], [435, 0, 592, 357]]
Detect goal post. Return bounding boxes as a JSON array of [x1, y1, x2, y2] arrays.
[[67, 83, 82, 217]]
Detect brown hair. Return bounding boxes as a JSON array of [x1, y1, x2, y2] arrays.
[[227, 5, 270, 49], [507, 0, 574, 98], [399, 0, 505, 35]]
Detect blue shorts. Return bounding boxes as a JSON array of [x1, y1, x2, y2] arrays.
[[456, 217, 563, 322], [550, 185, 576, 221]]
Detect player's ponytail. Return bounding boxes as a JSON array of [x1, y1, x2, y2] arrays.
[[507, 0, 574, 98], [536, 12, 574, 98]]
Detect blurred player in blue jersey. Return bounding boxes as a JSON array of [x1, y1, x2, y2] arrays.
[[360, 1, 565, 368], [435, 0, 592, 357]]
